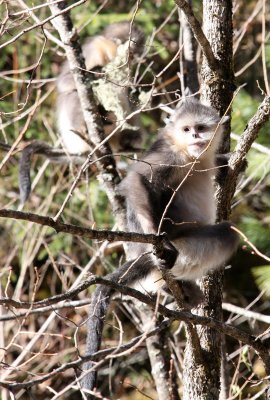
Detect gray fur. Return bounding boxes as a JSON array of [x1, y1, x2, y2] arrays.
[[56, 22, 144, 154], [82, 99, 239, 397]]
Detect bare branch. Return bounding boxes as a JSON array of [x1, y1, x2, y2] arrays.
[[217, 95, 270, 217], [0, 208, 169, 249], [178, 0, 199, 95], [223, 303, 270, 325], [0, 300, 91, 322], [0, 0, 87, 50], [0, 319, 171, 391], [1, 278, 270, 391], [174, 0, 220, 75], [138, 302, 181, 400]]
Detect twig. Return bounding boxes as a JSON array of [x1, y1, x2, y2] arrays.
[[0, 319, 171, 391], [0, 0, 87, 50], [0, 92, 41, 172], [223, 302, 270, 324], [0, 299, 91, 322], [232, 226, 270, 264]]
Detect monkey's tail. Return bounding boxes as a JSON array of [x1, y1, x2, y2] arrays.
[[19, 141, 86, 204], [82, 282, 113, 394], [82, 256, 154, 397]]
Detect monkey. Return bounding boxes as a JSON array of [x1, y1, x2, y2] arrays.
[[18, 22, 145, 204], [81, 98, 240, 397], [56, 21, 145, 154]]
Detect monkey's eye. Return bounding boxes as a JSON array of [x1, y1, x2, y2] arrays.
[[197, 125, 205, 132], [183, 127, 190, 132]]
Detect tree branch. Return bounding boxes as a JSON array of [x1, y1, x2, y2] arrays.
[[174, 0, 220, 75], [217, 94, 270, 218], [138, 303, 181, 400], [0, 208, 170, 250], [0, 319, 172, 391], [178, 0, 199, 95], [1, 276, 270, 391]]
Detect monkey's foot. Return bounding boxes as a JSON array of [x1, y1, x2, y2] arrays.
[[154, 240, 178, 269]]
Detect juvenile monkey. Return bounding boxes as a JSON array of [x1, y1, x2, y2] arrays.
[[56, 22, 144, 154], [82, 99, 239, 395]]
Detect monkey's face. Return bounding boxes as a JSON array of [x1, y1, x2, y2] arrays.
[[172, 120, 221, 159], [183, 124, 218, 158]]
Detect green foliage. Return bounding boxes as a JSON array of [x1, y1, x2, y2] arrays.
[[252, 266, 270, 296], [240, 216, 270, 256], [89, 181, 114, 227], [232, 90, 270, 144], [232, 90, 270, 264], [266, 42, 270, 68], [231, 91, 259, 134], [37, 232, 73, 261], [245, 151, 270, 181]]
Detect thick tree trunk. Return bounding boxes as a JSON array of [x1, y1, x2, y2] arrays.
[[201, 0, 234, 155], [183, 1, 234, 399]]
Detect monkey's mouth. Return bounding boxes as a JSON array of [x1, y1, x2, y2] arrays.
[[188, 140, 208, 149]]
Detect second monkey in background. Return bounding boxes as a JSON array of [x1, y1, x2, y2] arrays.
[[56, 22, 145, 154]]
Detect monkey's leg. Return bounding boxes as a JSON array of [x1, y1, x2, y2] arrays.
[[171, 222, 239, 281]]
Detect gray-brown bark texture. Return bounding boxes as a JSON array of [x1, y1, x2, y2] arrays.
[[138, 303, 181, 400], [178, 0, 199, 95], [183, 1, 234, 399]]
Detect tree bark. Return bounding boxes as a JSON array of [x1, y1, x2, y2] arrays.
[[183, 1, 234, 399], [138, 303, 180, 400], [201, 0, 234, 154], [178, 0, 199, 95]]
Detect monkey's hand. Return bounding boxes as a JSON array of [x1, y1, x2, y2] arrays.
[[154, 239, 178, 269]]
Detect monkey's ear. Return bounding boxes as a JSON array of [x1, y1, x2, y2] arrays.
[[220, 115, 230, 125]]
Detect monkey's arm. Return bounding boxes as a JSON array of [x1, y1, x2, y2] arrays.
[[120, 140, 172, 234], [120, 169, 179, 269], [216, 152, 247, 182], [120, 170, 158, 234]]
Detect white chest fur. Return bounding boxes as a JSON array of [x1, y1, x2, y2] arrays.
[[173, 171, 216, 225]]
